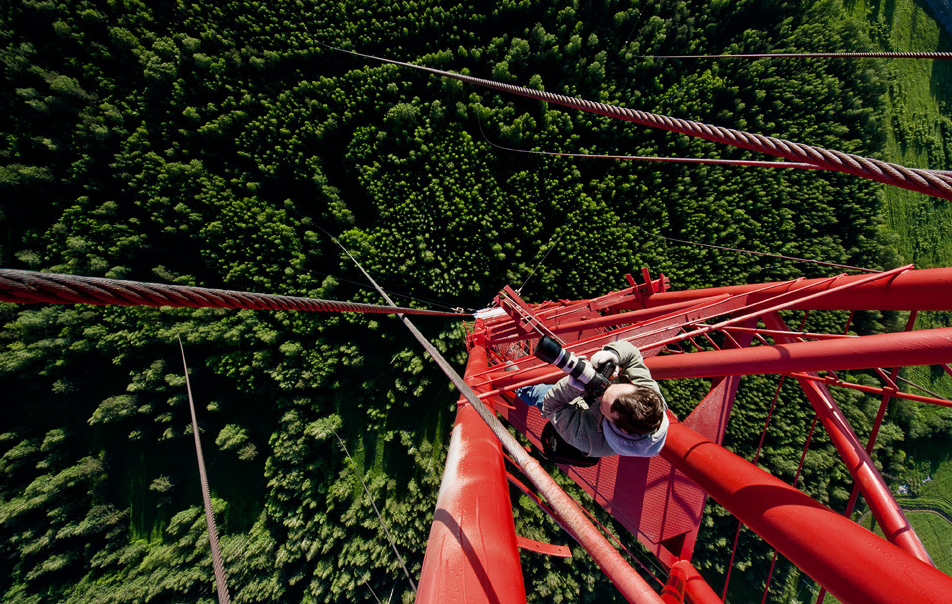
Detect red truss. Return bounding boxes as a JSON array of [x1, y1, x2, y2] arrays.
[[417, 267, 952, 604]]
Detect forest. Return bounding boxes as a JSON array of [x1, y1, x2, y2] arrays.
[[1, 0, 951, 602]]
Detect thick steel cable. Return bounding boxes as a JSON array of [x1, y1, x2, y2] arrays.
[[637, 52, 952, 60], [332, 239, 664, 603], [0, 269, 464, 317], [330, 46, 952, 200], [179, 338, 232, 604]]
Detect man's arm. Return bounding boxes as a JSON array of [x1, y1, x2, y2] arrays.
[[604, 340, 663, 396]]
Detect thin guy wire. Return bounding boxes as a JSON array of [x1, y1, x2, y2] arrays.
[[179, 338, 232, 604], [480, 133, 822, 170], [0, 269, 464, 317], [472, 117, 574, 296], [310, 268, 470, 312], [635, 226, 880, 273], [314, 224, 475, 312], [636, 51, 952, 60], [333, 431, 417, 594], [326, 44, 952, 200], [518, 221, 574, 294], [363, 580, 383, 604], [895, 374, 949, 400]]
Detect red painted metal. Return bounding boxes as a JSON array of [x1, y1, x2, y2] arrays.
[[672, 560, 721, 604], [842, 312, 918, 525], [416, 347, 527, 604], [495, 379, 747, 573], [721, 326, 857, 340], [533, 296, 732, 336], [455, 268, 952, 603], [722, 374, 786, 600], [761, 312, 934, 565], [797, 378, 933, 563], [639, 265, 912, 355], [786, 372, 952, 407], [640, 267, 952, 311], [515, 536, 572, 558], [645, 326, 952, 380], [660, 562, 686, 604], [760, 411, 821, 604], [660, 419, 952, 604]]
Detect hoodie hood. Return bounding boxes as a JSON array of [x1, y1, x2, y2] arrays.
[[602, 412, 669, 457]]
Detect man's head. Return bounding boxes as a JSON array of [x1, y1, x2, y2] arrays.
[[599, 383, 665, 435]]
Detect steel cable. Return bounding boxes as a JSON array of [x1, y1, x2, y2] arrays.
[[331, 236, 666, 603], [478, 122, 822, 170], [330, 46, 952, 200], [179, 339, 232, 604], [635, 226, 881, 273], [636, 52, 952, 60], [333, 431, 417, 594], [0, 269, 465, 317]]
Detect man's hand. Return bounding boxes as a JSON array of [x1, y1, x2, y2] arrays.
[[591, 349, 620, 370]]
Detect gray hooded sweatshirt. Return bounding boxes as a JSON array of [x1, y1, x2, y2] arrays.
[[541, 340, 668, 458]]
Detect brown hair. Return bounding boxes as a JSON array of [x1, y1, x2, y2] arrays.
[[611, 386, 665, 435]]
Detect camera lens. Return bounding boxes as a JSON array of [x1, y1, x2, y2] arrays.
[[535, 336, 565, 366]]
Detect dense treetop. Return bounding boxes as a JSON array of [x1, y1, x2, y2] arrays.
[[1, 1, 948, 602]]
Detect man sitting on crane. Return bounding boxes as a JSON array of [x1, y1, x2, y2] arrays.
[[518, 340, 668, 459]]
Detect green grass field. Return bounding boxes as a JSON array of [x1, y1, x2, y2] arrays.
[[859, 507, 952, 574], [907, 511, 952, 570], [843, 0, 952, 272], [896, 442, 952, 571], [847, 0, 952, 267]]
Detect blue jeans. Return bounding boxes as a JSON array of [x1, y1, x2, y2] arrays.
[[516, 383, 554, 411]]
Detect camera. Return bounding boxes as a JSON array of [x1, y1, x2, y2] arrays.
[[533, 336, 616, 405]]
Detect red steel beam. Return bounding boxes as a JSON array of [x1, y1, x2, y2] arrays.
[[416, 346, 527, 604], [839, 312, 918, 529], [760, 313, 934, 566], [787, 372, 952, 407], [538, 296, 732, 335], [722, 326, 857, 340], [660, 564, 686, 604], [770, 341, 934, 570], [641, 267, 952, 311], [645, 327, 952, 380], [660, 419, 952, 604], [638, 266, 911, 355], [671, 560, 722, 604]]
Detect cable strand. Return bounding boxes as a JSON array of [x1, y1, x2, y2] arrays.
[[635, 51, 952, 60], [479, 126, 822, 170], [327, 45, 952, 200], [333, 431, 417, 594], [637, 227, 880, 273], [0, 269, 465, 317], [179, 338, 232, 604]]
